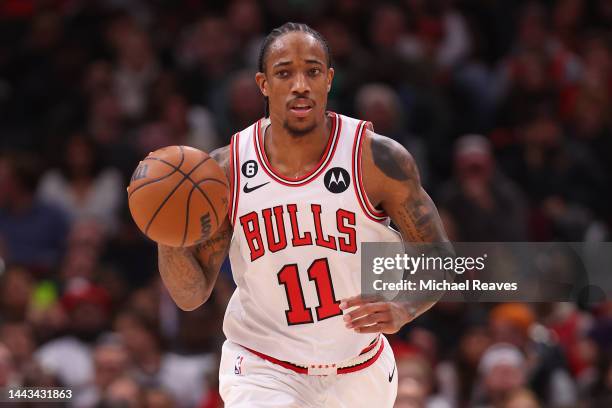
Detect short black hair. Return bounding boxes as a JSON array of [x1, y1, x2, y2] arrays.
[[258, 22, 332, 117]]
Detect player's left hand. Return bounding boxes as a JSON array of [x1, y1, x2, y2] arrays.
[[339, 295, 414, 334]]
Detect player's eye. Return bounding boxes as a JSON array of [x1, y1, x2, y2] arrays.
[[275, 70, 290, 78], [309, 68, 321, 76]]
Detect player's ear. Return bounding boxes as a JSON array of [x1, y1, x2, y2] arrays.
[[255, 72, 268, 97], [326, 67, 334, 93]]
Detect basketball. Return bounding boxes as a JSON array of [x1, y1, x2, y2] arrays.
[[127, 145, 228, 247]]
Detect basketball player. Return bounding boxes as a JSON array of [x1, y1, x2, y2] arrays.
[[157, 23, 449, 407]]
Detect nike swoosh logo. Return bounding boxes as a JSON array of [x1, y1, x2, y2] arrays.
[[388, 364, 396, 382], [243, 182, 270, 193]]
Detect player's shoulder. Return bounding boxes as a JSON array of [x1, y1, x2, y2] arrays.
[[210, 145, 230, 178], [361, 129, 419, 183]]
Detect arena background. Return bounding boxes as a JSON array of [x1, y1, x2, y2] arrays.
[[0, 0, 611, 407]]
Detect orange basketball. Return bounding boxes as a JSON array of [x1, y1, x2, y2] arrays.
[[127, 145, 228, 247]]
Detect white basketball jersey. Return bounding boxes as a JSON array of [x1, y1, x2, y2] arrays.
[[224, 112, 401, 364]]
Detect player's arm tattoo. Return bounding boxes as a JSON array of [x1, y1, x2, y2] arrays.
[[158, 145, 233, 311], [368, 134, 453, 321], [370, 135, 447, 243]]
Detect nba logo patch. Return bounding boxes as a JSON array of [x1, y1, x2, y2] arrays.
[[234, 355, 245, 375]]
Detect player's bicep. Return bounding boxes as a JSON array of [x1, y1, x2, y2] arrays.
[[365, 133, 447, 243]]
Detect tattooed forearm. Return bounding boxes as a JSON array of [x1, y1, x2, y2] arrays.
[[197, 225, 232, 252], [158, 219, 232, 311], [158, 245, 210, 311], [397, 194, 442, 242]]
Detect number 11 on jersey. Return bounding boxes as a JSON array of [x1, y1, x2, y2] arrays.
[[277, 258, 343, 325]]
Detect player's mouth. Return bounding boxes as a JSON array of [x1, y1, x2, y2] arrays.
[[288, 99, 314, 118]]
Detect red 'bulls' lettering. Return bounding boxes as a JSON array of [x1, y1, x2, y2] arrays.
[[239, 204, 356, 260], [337, 209, 357, 253], [262, 206, 287, 253], [287, 204, 312, 246], [239, 212, 265, 261], [311, 204, 337, 250]]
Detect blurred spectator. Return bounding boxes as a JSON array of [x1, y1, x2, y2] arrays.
[[471, 343, 528, 408], [179, 16, 240, 109], [502, 387, 541, 408], [501, 112, 606, 240], [99, 375, 144, 408], [87, 89, 124, 146], [436, 325, 492, 407], [38, 134, 123, 234], [0, 266, 34, 322], [114, 311, 216, 408], [0, 152, 68, 272], [35, 279, 111, 390], [395, 351, 451, 408], [355, 83, 430, 186], [227, 0, 265, 68], [0, 342, 19, 387], [161, 93, 220, 153], [438, 134, 527, 241], [588, 351, 612, 407], [489, 303, 577, 407], [367, 4, 410, 85], [0, 322, 35, 374], [144, 387, 177, 408], [400, 0, 472, 70], [74, 334, 131, 408], [219, 70, 265, 138], [316, 18, 369, 113], [112, 26, 159, 120], [551, 0, 585, 52]]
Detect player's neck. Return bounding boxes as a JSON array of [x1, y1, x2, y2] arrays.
[[264, 115, 332, 179]]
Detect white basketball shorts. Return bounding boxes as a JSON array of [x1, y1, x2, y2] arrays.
[[219, 336, 398, 407]]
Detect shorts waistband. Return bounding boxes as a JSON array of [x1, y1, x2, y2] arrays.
[[241, 335, 384, 376]]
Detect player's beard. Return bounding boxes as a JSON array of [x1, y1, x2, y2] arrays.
[[283, 119, 317, 137]]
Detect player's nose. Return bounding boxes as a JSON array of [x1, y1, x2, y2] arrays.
[[291, 72, 310, 95]]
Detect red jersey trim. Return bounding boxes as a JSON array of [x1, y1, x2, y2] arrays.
[[229, 133, 240, 226], [253, 112, 341, 187], [352, 121, 388, 222], [242, 336, 384, 376]]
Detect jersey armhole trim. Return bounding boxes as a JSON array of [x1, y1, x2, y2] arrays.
[[229, 132, 240, 226], [352, 121, 388, 223]]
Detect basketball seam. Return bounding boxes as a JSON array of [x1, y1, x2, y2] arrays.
[[129, 146, 186, 198], [144, 152, 211, 237], [181, 178, 227, 246], [190, 178, 226, 230], [143, 155, 218, 192], [182, 184, 197, 247]]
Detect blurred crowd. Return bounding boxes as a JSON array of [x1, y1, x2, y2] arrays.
[[0, 0, 611, 407]]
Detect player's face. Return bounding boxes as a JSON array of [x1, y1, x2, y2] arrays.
[[256, 32, 334, 136]]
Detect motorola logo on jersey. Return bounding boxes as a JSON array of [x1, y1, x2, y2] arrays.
[[324, 167, 350, 194]]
